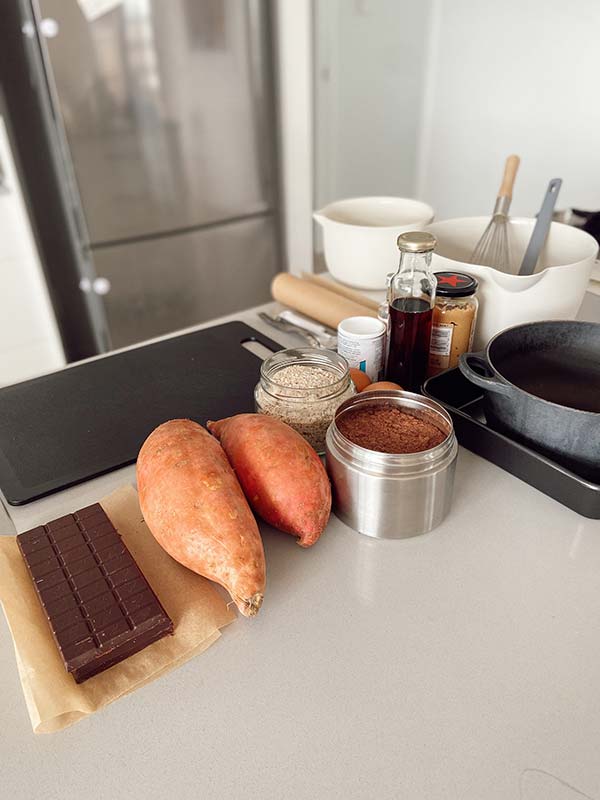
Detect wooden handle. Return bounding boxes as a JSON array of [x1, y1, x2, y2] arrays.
[[300, 272, 380, 311], [271, 273, 378, 329], [498, 154, 520, 198]]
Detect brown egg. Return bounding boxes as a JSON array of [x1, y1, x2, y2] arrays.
[[349, 368, 372, 392], [361, 381, 403, 393]]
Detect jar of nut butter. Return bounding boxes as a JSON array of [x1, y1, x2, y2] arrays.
[[428, 272, 478, 376]]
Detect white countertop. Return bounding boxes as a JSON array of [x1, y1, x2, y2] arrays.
[[2, 300, 600, 800]]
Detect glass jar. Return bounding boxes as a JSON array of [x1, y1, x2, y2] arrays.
[[255, 348, 354, 454], [385, 231, 437, 392], [428, 271, 479, 376], [378, 272, 394, 326]]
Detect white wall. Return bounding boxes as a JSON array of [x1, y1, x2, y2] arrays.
[[314, 0, 600, 223], [417, 0, 600, 219], [0, 116, 65, 386], [314, 0, 431, 208]]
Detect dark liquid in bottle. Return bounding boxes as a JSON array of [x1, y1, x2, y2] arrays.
[[386, 297, 433, 392]]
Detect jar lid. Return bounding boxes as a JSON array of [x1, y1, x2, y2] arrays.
[[435, 271, 478, 297], [397, 231, 437, 253]]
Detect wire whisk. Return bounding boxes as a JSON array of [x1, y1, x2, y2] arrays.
[[470, 155, 520, 272]]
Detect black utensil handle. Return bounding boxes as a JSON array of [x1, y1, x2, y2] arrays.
[[458, 352, 513, 397]]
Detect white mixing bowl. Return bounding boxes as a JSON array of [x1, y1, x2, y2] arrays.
[[314, 196, 434, 290], [426, 217, 598, 349]]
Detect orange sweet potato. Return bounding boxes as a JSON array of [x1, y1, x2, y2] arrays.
[[136, 419, 266, 617], [207, 414, 331, 547]]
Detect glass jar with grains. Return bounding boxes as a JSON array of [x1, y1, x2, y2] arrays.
[[428, 271, 479, 376], [255, 348, 355, 453]]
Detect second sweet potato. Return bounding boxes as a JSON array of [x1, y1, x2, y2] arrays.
[[207, 414, 331, 547]]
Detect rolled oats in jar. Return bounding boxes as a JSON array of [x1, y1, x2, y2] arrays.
[[428, 272, 478, 376], [255, 348, 355, 453]]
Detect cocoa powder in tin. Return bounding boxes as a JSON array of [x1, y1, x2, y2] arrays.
[[336, 404, 447, 454]]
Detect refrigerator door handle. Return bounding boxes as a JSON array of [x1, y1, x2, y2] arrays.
[[39, 17, 59, 38], [28, 0, 113, 354], [80, 277, 111, 296]]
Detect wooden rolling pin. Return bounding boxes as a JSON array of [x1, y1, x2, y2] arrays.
[[271, 273, 378, 329], [300, 273, 380, 311]]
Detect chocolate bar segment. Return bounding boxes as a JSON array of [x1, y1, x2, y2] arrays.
[[17, 503, 173, 683]]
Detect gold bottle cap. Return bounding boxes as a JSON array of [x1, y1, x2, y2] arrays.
[[397, 231, 437, 253]]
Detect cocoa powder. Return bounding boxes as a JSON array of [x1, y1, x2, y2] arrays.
[[336, 404, 447, 454]]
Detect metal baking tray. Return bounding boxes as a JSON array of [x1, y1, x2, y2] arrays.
[[423, 368, 600, 519]]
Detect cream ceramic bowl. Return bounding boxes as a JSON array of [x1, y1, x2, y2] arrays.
[[426, 217, 598, 349], [314, 196, 434, 290]]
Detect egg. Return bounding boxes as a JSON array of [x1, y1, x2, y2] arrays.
[[361, 381, 403, 393], [349, 368, 372, 392]]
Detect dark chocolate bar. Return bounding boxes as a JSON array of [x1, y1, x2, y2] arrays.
[[17, 503, 173, 683]]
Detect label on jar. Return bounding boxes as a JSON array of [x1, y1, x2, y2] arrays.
[[428, 322, 454, 370], [337, 332, 385, 381]]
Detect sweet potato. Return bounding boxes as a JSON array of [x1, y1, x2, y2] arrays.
[[207, 414, 331, 547], [136, 419, 266, 617]]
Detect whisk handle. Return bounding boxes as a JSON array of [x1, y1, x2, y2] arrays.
[[498, 154, 520, 198]]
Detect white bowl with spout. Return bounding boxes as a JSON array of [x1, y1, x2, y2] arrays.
[[426, 217, 598, 349], [313, 196, 435, 290]]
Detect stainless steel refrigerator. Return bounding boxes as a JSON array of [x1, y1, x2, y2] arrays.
[[16, 0, 280, 352]]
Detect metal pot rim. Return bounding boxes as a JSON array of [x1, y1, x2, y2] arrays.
[[327, 390, 456, 473], [483, 319, 600, 416]]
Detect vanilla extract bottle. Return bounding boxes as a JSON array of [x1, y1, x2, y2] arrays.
[[385, 232, 437, 392]]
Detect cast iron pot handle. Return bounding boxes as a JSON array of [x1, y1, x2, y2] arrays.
[[458, 352, 513, 397]]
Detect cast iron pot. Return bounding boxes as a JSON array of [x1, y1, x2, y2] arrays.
[[458, 320, 600, 479]]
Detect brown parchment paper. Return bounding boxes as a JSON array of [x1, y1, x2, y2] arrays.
[[0, 484, 235, 733]]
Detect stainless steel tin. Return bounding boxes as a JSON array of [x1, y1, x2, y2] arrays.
[[326, 390, 458, 539]]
